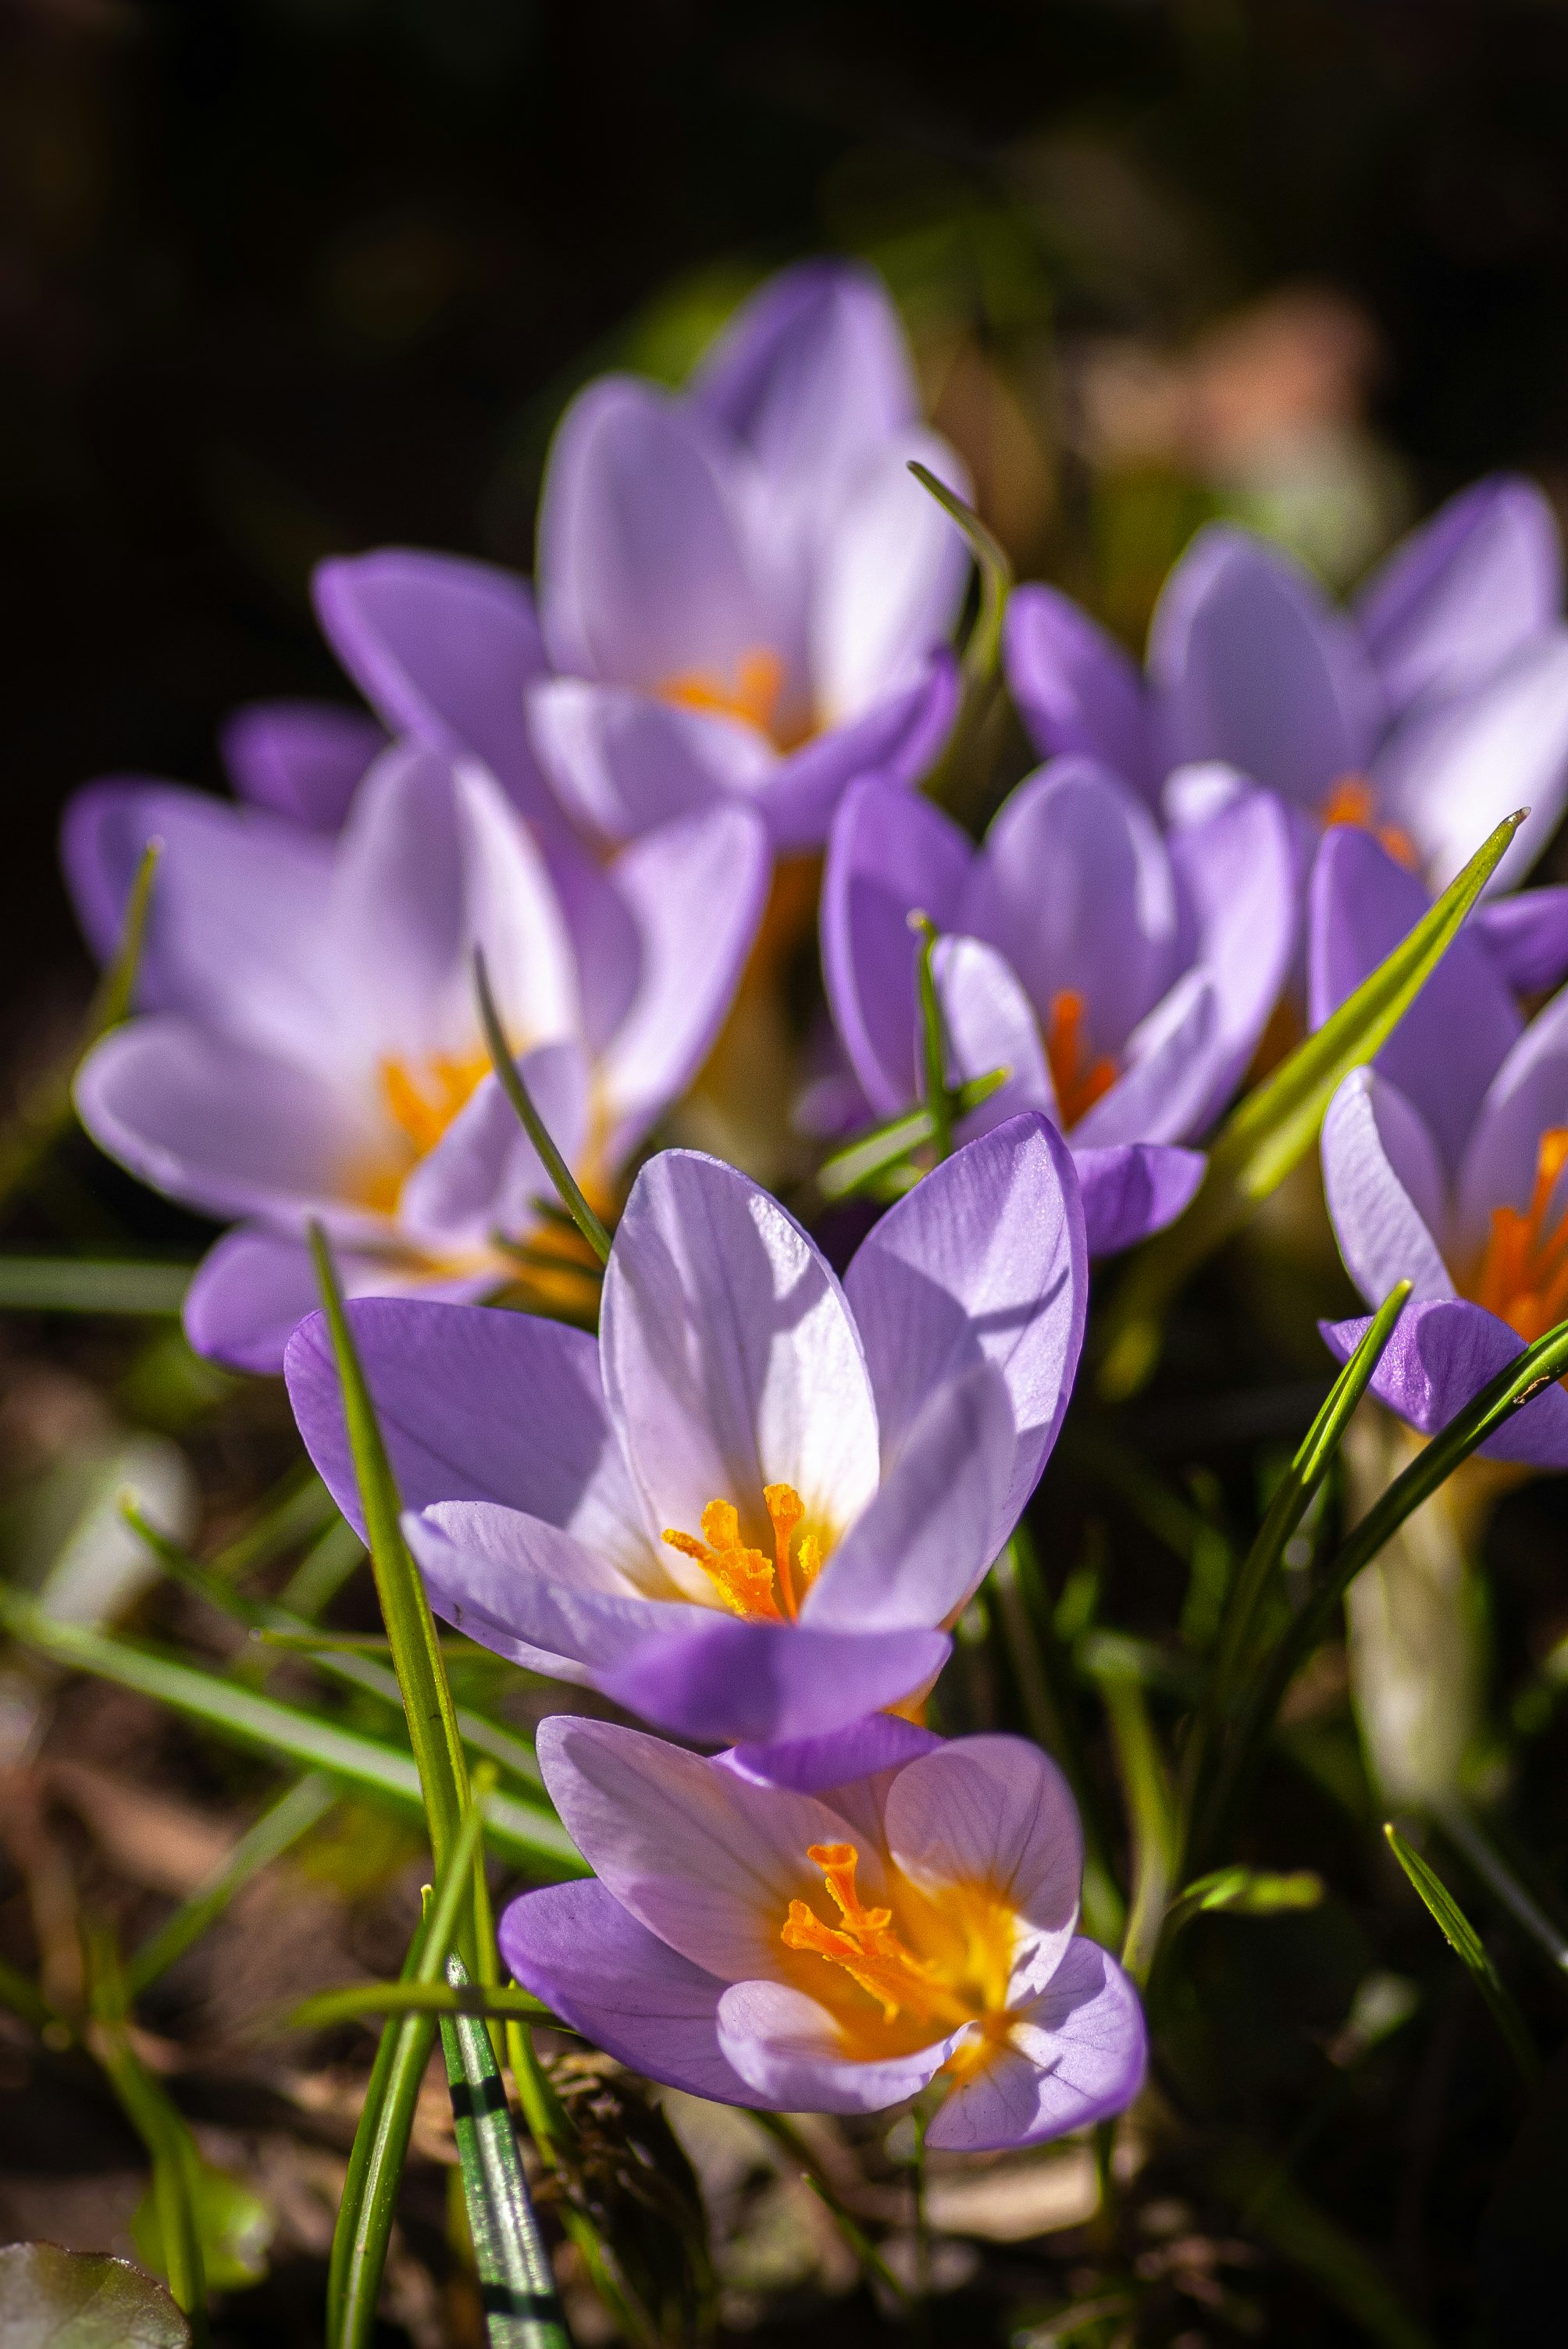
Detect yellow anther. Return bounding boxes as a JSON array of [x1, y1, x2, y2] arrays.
[[1470, 1125, 1568, 1343], [1044, 989, 1117, 1129], [663, 1483, 822, 1622], [782, 1841, 954, 2026]]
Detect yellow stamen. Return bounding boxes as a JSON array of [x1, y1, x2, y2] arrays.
[[1044, 989, 1117, 1128], [657, 648, 810, 750], [1468, 1126, 1568, 1343], [782, 1843, 970, 2030], [380, 1050, 491, 1157], [1320, 772, 1417, 871], [661, 1481, 823, 1621]]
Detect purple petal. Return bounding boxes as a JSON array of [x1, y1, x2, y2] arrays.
[[1003, 584, 1153, 797], [283, 1296, 640, 1541], [843, 1114, 1086, 1530], [600, 1616, 951, 1745], [1166, 782, 1298, 1128], [501, 1880, 761, 2106], [757, 658, 959, 853], [1472, 889, 1568, 998], [884, 1736, 1081, 1956], [804, 1363, 1017, 1631], [1374, 629, 1568, 893], [1323, 1298, 1568, 1467], [821, 773, 974, 1117], [219, 700, 385, 832], [536, 377, 781, 690], [964, 757, 1180, 1057], [1453, 985, 1568, 1256], [1320, 1068, 1453, 1307], [1307, 825, 1519, 1171], [1356, 475, 1563, 715], [1071, 968, 1220, 1151], [934, 936, 1057, 1132], [1073, 1142, 1205, 1256], [312, 547, 552, 821], [928, 1938, 1146, 2152], [811, 430, 971, 724], [183, 1224, 491, 1378], [598, 806, 770, 1160], [722, 1715, 941, 1795], [526, 679, 774, 843], [717, 1977, 955, 2114], [1149, 523, 1381, 809], [600, 1150, 881, 1554]]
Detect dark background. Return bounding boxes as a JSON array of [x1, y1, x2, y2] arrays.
[[7, 0, 1568, 1043]]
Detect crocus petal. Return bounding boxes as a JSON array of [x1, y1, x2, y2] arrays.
[[501, 1880, 759, 2105], [526, 678, 775, 842], [1073, 1143, 1206, 1256], [933, 936, 1057, 1132], [283, 1297, 644, 1553], [690, 261, 918, 522], [73, 1018, 387, 1238], [804, 1362, 1017, 1630], [885, 1736, 1081, 1961], [600, 1617, 953, 1746], [537, 377, 781, 690], [60, 782, 339, 1059], [598, 805, 771, 1161], [1166, 782, 1298, 1128], [1452, 984, 1568, 1256], [1323, 1298, 1568, 1467], [811, 430, 971, 724], [821, 773, 974, 1117], [218, 700, 385, 832], [406, 1501, 705, 1681], [1149, 523, 1381, 809], [718, 1977, 956, 2114], [1472, 889, 1568, 999], [843, 1114, 1086, 1528], [1374, 629, 1568, 893], [1320, 1068, 1454, 1306], [183, 1225, 492, 1378], [963, 757, 1179, 1057], [534, 1715, 874, 1980], [756, 659, 959, 854], [1356, 475, 1563, 715], [927, 1937, 1146, 2152], [1071, 969, 1220, 1151], [312, 546, 552, 821], [1307, 825, 1520, 1170], [600, 1150, 881, 1551], [397, 1042, 589, 1257], [723, 1715, 941, 1796], [1003, 584, 1153, 796]]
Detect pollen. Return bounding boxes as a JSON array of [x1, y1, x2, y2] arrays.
[[1468, 1126, 1568, 1343], [1045, 989, 1117, 1128], [1320, 773, 1417, 871], [657, 648, 809, 749], [661, 1482, 823, 1620]]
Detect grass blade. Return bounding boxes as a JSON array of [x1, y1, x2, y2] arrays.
[[908, 911, 953, 1162], [1097, 809, 1525, 1398], [291, 1980, 552, 2033], [1384, 1823, 1539, 2083], [440, 1955, 572, 2347], [816, 1068, 1008, 1200], [908, 462, 1014, 819], [1089, 1652, 1177, 1988], [128, 1773, 338, 1996], [472, 949, 611, 1265], [0, 1256, 191, 1315]]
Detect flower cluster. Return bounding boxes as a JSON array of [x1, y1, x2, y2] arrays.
[[58, 254, 1568, 2153]]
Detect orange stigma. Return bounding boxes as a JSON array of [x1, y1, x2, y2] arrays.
[[1468, 1127, 1568, 1343], [782, 1844, 968, 2029], [1045, 989, 1117, 1128], [662, 1482, 822, 1621], [657, 648, 810, 749], [1320, 773, 1417, 870]]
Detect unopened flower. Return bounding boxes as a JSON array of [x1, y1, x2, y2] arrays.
[[1314, 826, 1568, 1463], [501, 1714, 1145, 2148], [524, 262, 968, 851], [1006, 476, 1568, 902], [822, 762, 1296, 1251], [67, 746, 766, 1373], [287, 1117, 1085, 1743]]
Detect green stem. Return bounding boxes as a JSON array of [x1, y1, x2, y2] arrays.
[[472, 948, 611, 1264]]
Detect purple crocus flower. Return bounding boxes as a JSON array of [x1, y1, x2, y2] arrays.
[[500, 1714, 1145, 2148], [66, 745, 767, 1374], [1005, 476, 1568, 911], [523, 262, 967, 853], [822, 762, 1297, 1253], [286, 1115, 1085, 1744], [1313, 825, 1568, 1463]]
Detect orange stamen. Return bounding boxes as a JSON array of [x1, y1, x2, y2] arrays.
[[380, 1050, 491, 1157], [1320, 772, 1417, 870], [1045, 989, 1117, 1128], [659, 648, 804, 746], [782, 1843, 967, 2029], [661, 1484, 825, 1621], [1468, 1127, 1568, 1343]]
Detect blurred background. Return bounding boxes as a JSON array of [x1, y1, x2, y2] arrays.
[[9, 0, 1568, 1059]]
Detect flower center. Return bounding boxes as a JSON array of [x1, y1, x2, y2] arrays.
[[1320, 773, 1417, 871], [380, 1050, 492, 1157], [657, 648, 811, 750], [1045, 989, 1117, 1128], [780, 1841, 1017, 2073], [1466, 1126, 1568, 1343], [662, 1483, 823, 1620]]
